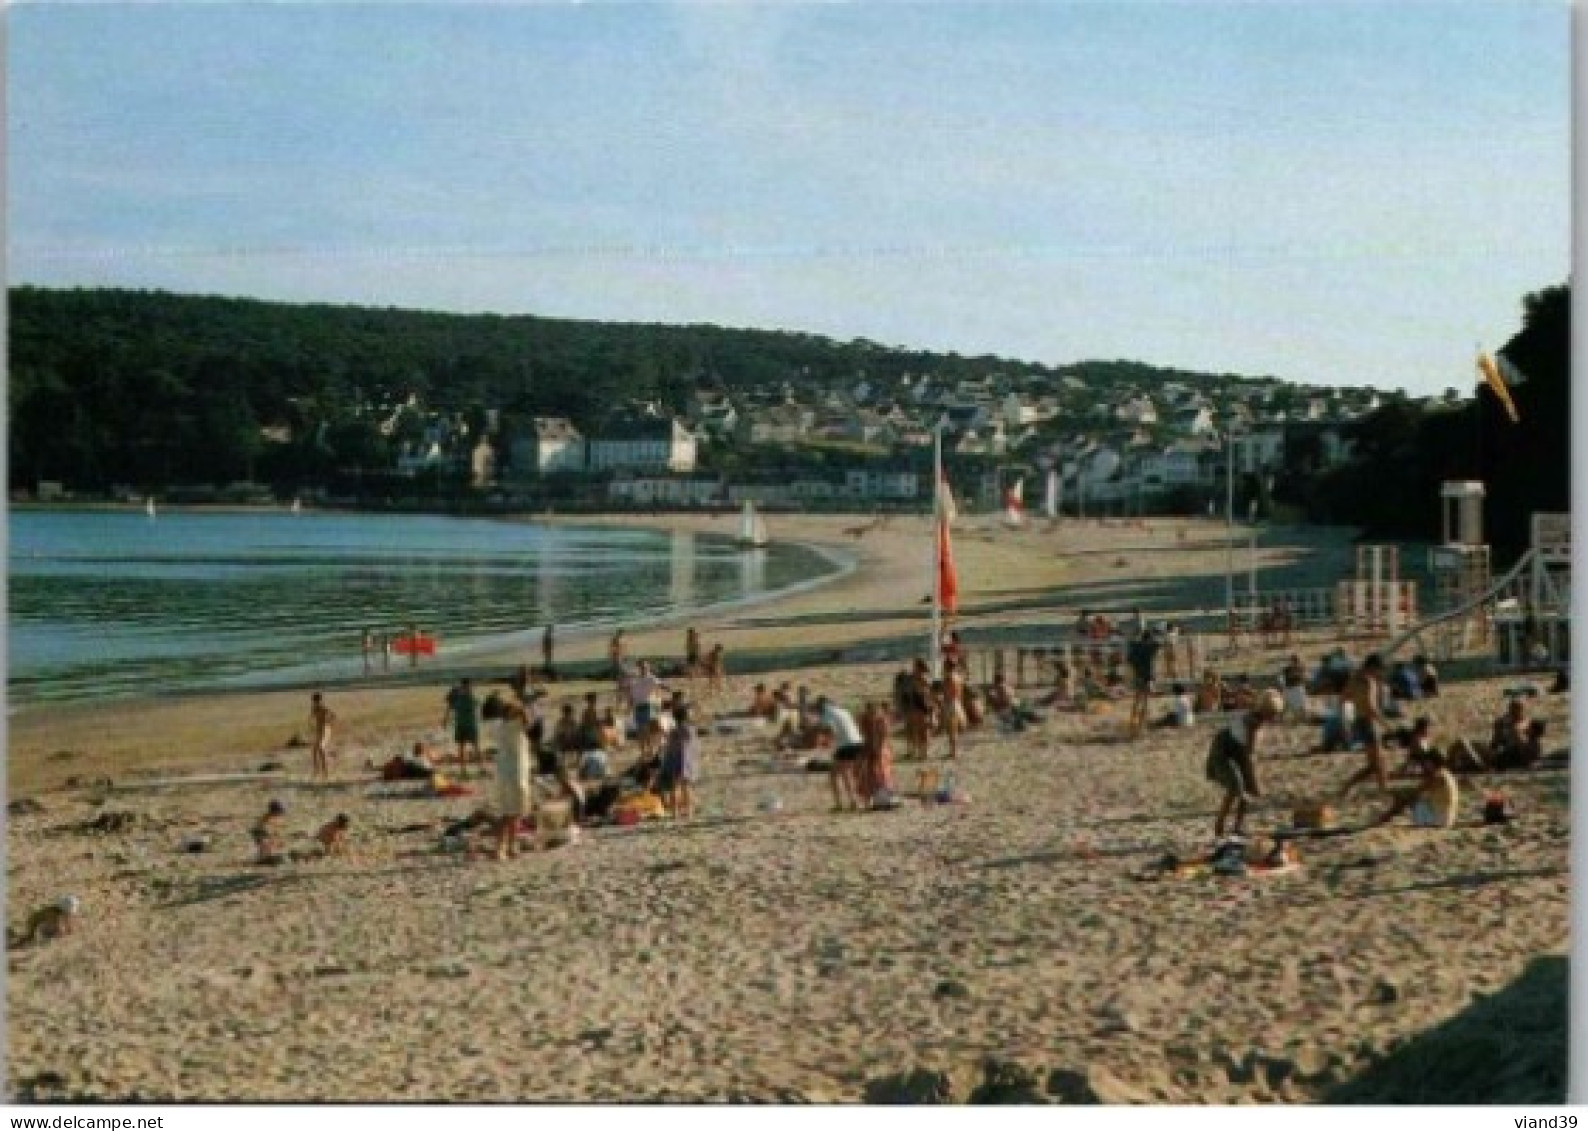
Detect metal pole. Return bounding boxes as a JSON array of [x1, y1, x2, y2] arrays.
[[1226, 429, 1235, 627], [931, 422, 943, 679]]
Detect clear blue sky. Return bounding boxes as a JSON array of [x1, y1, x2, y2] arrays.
[[8, 1, 1570, 395]]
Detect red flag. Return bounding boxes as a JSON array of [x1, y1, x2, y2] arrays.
[[937, 515, 959, 615]]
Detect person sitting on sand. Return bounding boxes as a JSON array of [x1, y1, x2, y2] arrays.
[[1374, 720, 1459, 829], [1489, 697, 1547, 771], [1195, 669, 1223, 715], [1413, 655, 1440, 698], [252, 800, 287, 864], [1336, 654, 1391, 800], [986, 672, 1016, 716], [962, 686, 986, 729], [1221, 674, 1256, 713], [1281, 655, 1310, 722], [1104, 654, 1126, 694], [596, 708, 624, 753], [316, 813, 352, 857], [748, 683, 778, 720], [1317, 648, 1353, 696], [552, 703, 582, 764], [1205, 690, 1283, 838], [816, 696, 867, 811]]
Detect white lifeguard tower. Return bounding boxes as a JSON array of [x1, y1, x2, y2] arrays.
[[1493, 512, 1571, 669], [1426, 481, 1493, 658]]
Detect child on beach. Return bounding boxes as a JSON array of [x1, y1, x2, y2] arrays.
[[253, 800, 287, 864], [661, 707, 701, 819], [316, 813, 352, 857], [1205, 690, 1282, 838], [308, 692, 336, 781]]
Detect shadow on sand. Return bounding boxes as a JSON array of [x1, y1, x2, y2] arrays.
[[1322, 953, 1567, 1103]]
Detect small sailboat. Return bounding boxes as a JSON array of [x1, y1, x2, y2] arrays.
[[736, 501, 769, 549], [145, 496, 157, 519], [291, 497, 302, 515]]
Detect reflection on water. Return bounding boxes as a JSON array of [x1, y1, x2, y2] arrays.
[[8, 511, 838, 705]]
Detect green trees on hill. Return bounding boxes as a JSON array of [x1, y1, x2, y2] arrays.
[[1286, 282, 1570, 555]]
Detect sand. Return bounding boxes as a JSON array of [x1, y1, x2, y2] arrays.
[[6, 515, 1570, 1102]]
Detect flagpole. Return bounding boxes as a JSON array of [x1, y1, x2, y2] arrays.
[[931, 421, 944, 679]]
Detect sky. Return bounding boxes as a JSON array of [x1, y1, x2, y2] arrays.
[[6, 0, 1572, 395]]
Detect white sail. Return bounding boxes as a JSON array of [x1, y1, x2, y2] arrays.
[[738, 501, 767, 547], [1043, 470, 1058, 518], [291, 497, 302, 514], [145, 497, 156, 519]]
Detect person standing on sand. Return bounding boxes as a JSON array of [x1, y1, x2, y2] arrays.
[[1336, 654, 1390, 800], [484, 693, 533, 861], [661, 706, 701, 819], [816, 696, 866, 811], [941, 658, 966, 760], [361, 628, 374, 675], [685, 627, 702, 676], [407, 623, 421, 669], [542, 624, 556, 680], [380, 631, 391, 672], [1205, 689, 1282, 838], [443, 678, 482, 778], [309, 692, 336, 781], [1127, 627, 1162, 739], [609, 629, 626, 682]]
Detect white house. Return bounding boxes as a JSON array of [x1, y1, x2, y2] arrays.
[[510, 417, 586, 477], [843, 468, 921, 500], [1115, 396, 1159, 426], [1172, 407, 1217, 437], [587, 416, 698, 474], [1231, 428, 1286, 475], [741, 404, 813, 445]]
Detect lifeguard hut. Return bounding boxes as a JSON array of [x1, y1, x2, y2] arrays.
[[1494, 512, 1571, 669], [1426, 481, 1493, 658]]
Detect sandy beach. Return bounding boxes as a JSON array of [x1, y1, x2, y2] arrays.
[[6, 515, 1569, 1102]]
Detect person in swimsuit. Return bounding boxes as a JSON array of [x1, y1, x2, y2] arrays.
[[941, 658, 966, 760], [442, 679, 482, 779], [308, 692, 336, 782], [1205, 690, 1282, 838], [1336, 654, 1390, 800], [816, 696, 866, 811]]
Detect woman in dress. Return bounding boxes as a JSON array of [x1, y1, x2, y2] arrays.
[[486, 693, 533, 861]]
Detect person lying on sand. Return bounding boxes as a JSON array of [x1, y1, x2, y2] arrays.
[[1149, 683, 1195, 729], [252, 800, 287, 865], [316, 813, 352, 857], [1205, 690, 1283, 838], [13, 896, 81, 946], [1374, 725, 1459, 829]]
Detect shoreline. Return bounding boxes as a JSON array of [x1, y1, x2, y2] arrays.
[[5, 512, 1570, 1103]]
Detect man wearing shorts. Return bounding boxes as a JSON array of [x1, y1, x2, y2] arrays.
[[817, 696, 866, 811], [442, 678, 481, 778], [1205, 690, 1281, 837], [1337, 654, 1389, 800], [1127, 627, 1162, 739]]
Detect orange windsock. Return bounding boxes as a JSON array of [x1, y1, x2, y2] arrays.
[[1477, 351, 1521, 424], [937, 517, 959, 616]]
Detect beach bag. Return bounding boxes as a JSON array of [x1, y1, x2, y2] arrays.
[[1291, 802, 1336, 831], [1483, 793, 1514, 826]]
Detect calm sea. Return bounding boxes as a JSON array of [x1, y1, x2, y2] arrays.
[[7, 510, 843, 706]]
